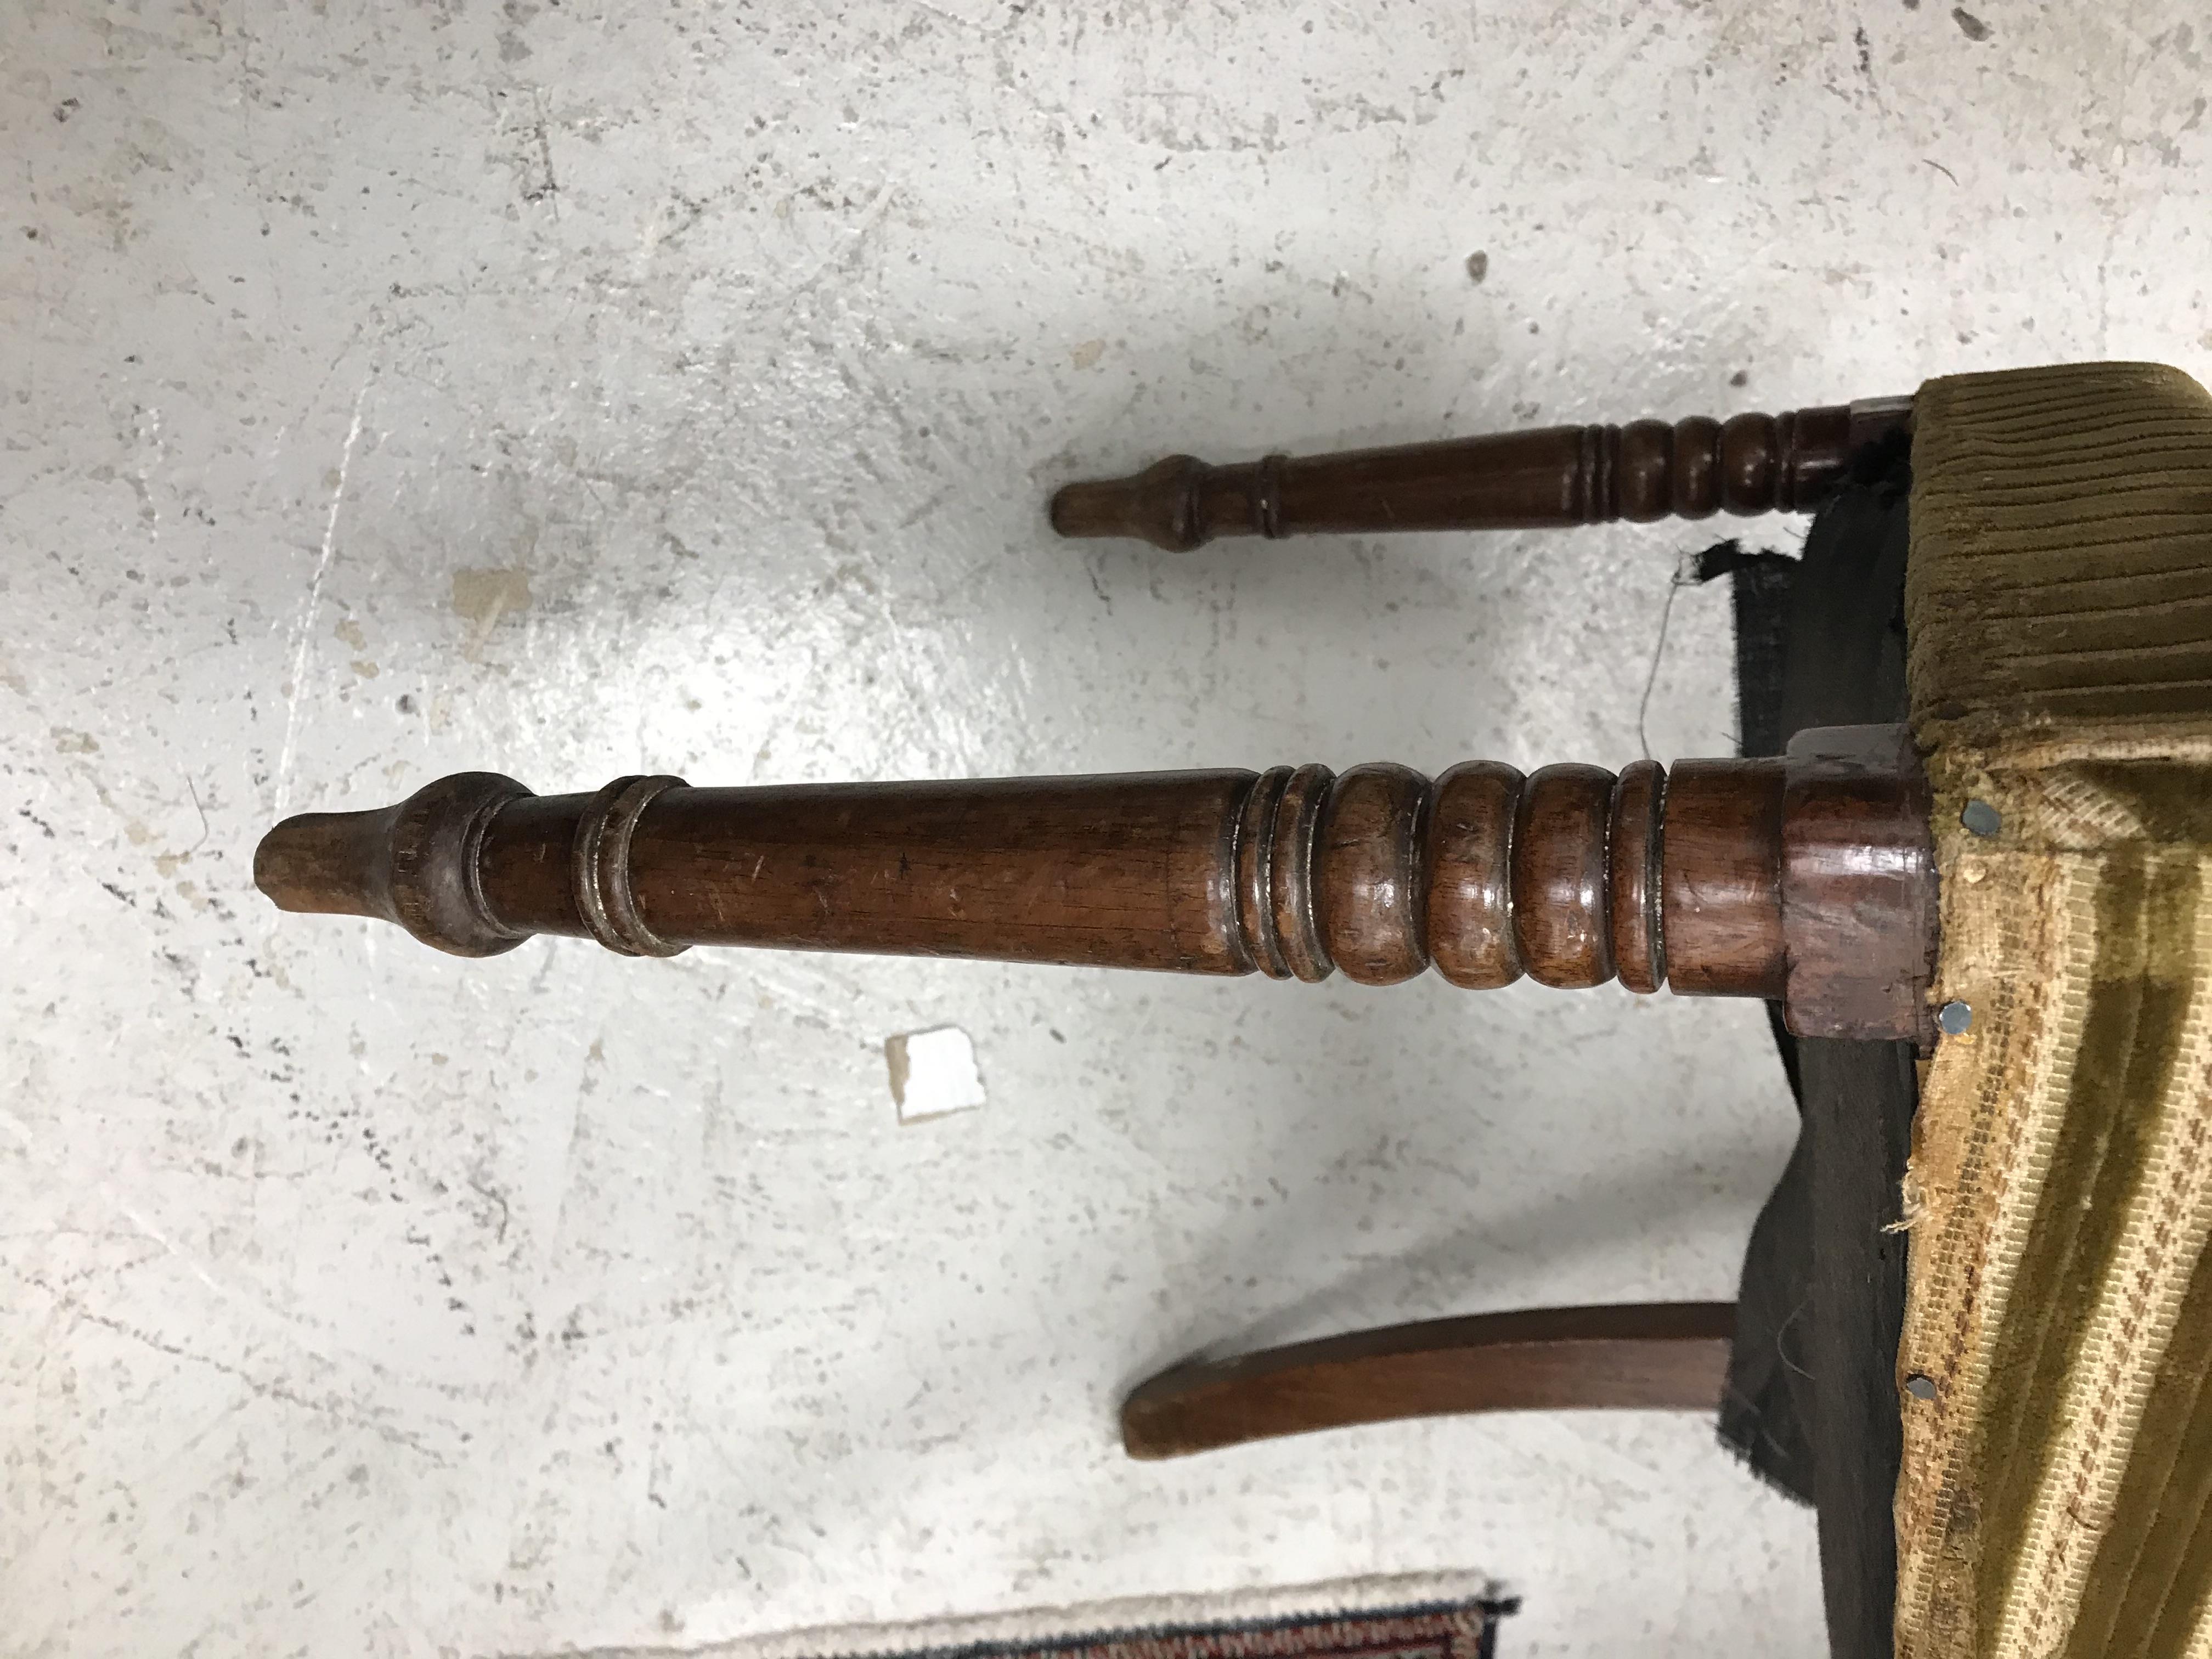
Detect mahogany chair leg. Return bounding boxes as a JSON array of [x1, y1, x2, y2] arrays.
[[1049, 398, 1914, 551], [255, 726, 1937, 1043], [1120, 1302, 1737, 1460]]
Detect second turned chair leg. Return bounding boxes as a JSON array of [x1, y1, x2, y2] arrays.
[[1049, 399, 1914, 551], [1120, 1302, 1736, 1459]]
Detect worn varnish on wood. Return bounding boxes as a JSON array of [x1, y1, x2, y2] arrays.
[[254, 723, 1939, 1040], [1049, 398, 1915, 551]]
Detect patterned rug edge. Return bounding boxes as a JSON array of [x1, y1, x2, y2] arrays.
[[539, 1570, 1513, 1659]]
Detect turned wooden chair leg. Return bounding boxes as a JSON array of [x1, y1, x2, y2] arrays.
[[1120, 1302, 1737, 1459], [255, 727, 1937, 1043], [1049, 398, 1914, 551]]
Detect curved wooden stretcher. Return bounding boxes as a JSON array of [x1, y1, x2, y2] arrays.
[[1120, 1303, 1736, 1460]]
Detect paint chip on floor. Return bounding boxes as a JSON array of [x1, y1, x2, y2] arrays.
[[885, 1026, 985, 1122]]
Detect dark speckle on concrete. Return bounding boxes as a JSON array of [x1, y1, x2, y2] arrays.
[[1953, 8, 1992, 41]]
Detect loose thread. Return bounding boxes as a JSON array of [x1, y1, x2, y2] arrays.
[[1634, 555, 1698, 762]]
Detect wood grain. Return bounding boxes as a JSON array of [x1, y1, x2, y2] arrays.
[[1424, 761, 1525, 990], [1511, 763, 1615, 989], [1659, 758, 1788, 1000], [1316, 763, 1432, 985], [1121, 1302, 1737, 1459]]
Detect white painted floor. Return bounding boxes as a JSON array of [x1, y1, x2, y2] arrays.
[[4, 4, 2208, 1655]]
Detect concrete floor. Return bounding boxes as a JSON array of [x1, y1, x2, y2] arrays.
[[4, 3, 2209, 1655]]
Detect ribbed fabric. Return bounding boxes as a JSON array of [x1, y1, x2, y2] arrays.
[[1895, 362, 2212, 1659], [1907, 362, 2212, 728]]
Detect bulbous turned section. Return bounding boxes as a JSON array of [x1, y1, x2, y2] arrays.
[[254, 724, 1937, 1040], [255, 772, 532, 958], [1049, 398, 1914, 551], [1047, 455, 1216, 552]]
